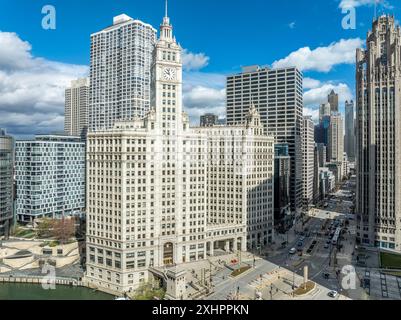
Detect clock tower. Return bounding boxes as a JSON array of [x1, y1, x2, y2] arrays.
[[151, 0, 183, 133]]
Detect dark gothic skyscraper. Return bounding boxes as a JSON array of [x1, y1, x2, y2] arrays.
[[328, 90, 339, 113], [356, 15, 401, 251]]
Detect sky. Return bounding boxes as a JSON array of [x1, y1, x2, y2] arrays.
[[0, 0, 399, 137]]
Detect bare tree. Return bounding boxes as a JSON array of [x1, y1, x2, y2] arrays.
[[52, 217, 76, 244]]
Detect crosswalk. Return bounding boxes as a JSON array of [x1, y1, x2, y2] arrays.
[[361, 269, 401, 300]]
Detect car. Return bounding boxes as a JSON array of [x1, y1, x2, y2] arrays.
[[289, 248, 297, 255], [324, 243, 330, 249], [323, 272, 330, 279], [299, 236, 306, 242], [297, 241, 304, 247], [328, 290, 338, 298]]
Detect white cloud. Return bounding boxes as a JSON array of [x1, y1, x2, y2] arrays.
[[303, 82, 353, 124], [0, 32, 34, 70], [272, 38, 364, 72], [183, 85, 226, 124], [339, 0, 393, 9], [303, 82, 353, 107], [182, 49, 210, 71], [303, 107, 319, 123], [289, 21, 296, 29], [184, 86, 226, 108], [303, 77, 322, 89], [182, 71, 227, 124], [0, 31, 88, 136]]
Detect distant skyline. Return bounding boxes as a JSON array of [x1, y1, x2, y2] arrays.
[[0, 0, 399, 137]]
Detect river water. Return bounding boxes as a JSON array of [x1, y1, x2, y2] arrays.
[[0, 282, 114, 300]]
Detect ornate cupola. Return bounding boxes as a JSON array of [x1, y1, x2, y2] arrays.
[[160, 0, 173, 42]]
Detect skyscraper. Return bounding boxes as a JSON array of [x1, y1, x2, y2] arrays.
[[274, 144, 291, 232], [200, 113, 218, 127], [302, 116, 315, 210], [85, 8, 275, 295], [356, 15, 401, 251], [65, 78, 89, 138], [328, 90, 339, 113], [344, 100, 355, 161], [15, 135, 85, 223], [0, 129, 14, 237], [89, 14, 157, 131], [319, 103, 331, 120], [313, 144, 320, 203], [314, 115, 330, 156], [316, 143, 327, 168], [328, 113, 344, 163], [226, 65, 304, 214]]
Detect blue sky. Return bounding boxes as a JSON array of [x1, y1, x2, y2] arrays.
[[0, 0, 399, 137]]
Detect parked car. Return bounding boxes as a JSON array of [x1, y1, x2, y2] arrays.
[[297, 241, 304, 247], [324, 243, 330, 249], [289, 248, 297, 255], [328, 290, 338, 298]]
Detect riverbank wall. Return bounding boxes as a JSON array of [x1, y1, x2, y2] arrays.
[[0, 275, 84, 287]]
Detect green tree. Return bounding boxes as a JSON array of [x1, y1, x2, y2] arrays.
[[36, 218, 54, 239]]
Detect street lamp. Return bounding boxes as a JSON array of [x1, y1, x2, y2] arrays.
[[292, 266, 303, 295]]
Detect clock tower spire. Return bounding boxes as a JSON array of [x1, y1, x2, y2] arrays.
[[160, 0, 173, 41]]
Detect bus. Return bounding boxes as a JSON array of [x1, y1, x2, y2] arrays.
[[332, 227, 341, 245]]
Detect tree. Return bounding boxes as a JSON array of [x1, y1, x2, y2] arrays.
[[36, 218, 55, 239], [51, 217, 76, 244], [131, 283, 166, 300]]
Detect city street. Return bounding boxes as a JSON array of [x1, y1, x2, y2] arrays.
[[207, 180, 363, 300], [177, 178, 401, 300]]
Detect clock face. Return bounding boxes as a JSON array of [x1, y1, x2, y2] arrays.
[[163, 67, 176, 81]]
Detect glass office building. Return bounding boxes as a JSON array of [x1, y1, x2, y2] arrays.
[[0, 129, 14, 237], [15, 135, 85, 223]]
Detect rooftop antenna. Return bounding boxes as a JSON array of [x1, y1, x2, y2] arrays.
[[165, 0, 168, 18]]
